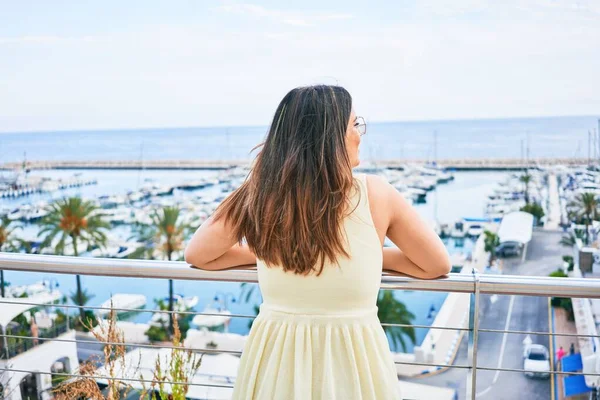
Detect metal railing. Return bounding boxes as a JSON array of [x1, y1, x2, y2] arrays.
[[0, 252, 599, 400]]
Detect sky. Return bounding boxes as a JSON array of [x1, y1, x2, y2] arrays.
[[0, 0, 599, 132]]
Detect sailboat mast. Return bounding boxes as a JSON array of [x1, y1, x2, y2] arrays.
[[136, 141, 144, 189], [589, 130, 592, 166], [526, 131, 530, 171], [433, 130, 437, 165]]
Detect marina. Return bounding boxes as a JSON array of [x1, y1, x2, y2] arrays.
[[0, 164, 492, 346], [0, 161, 562, 345]]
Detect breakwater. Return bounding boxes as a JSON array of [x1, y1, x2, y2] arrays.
[[0, 157, 588, 171]]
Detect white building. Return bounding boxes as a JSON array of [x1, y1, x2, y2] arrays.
[[0, 294, 79, 400]]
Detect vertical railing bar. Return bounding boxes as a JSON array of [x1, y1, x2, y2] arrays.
[[466, 267, 481, 400]]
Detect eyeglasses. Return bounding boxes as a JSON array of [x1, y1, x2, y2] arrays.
[[354, 117, 366, 136]]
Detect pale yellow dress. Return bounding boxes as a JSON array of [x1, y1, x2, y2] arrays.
[[232, 174, 401, 400]]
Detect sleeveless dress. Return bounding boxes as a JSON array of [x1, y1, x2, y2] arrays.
[[232, 174, 401, 400]]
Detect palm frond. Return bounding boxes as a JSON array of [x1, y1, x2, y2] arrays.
[[131, 205, 188, 261], [69, 288, 95, 306], [37, 196, 109, 255], [377, 290, 416, 352], [560, 235, 576, 247]]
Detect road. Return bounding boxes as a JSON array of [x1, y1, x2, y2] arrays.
[[404, 229, 564, 399]]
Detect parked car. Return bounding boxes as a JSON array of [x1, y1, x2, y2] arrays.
[[495, 241, 523, 257], [523, 344, 551, 379]]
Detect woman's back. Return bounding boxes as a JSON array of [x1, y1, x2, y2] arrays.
[[258, 174, 382, 315], [233, 174, 401, 400]]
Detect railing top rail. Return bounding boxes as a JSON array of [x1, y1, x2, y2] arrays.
[[1, 253, 600, 298]]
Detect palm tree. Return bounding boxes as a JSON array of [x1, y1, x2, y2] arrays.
[[0, 216, 25, 297], [560, 235, 576, 247], [128, 206, 189, 334], [239, 282, 258, 303], [568, 193, 598, 245], [377, 290, 416, 352], [238, 283, 263, 330], [483, 230, 500, 265], [69, 288, 95, 314], [519, 172, 532, 205], [37, 197, 109, 320]]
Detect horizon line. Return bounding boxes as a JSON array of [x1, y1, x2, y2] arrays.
[[0, 113, 597, 135]]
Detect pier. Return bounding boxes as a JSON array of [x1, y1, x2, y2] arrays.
[[0, 157, 589, 171], [0, 175, 97, 199]]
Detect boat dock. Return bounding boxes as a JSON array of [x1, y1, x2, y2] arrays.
[[0, 157, 588, 171], [0, 175, 97, 199]]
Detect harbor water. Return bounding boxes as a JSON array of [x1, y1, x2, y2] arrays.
[[0, 115, 596, 162]]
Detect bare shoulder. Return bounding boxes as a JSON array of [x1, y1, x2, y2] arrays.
[[364, 172, 413, 226], [364, 173, 392, 202]]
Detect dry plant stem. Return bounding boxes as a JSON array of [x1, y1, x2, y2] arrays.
[[151, 317, 203, 400], [53, 304, 202, 400], [54, 304, 141, 400]]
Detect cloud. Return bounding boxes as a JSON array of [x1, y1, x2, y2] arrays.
[[0, 1, 599, 131], [521, 0, 600, 15], [0, 35, 100, 45], [409, 0, 600, 21], [215, 3, 353, 26]]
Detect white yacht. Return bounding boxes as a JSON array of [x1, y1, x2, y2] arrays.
[[97, 194, 127, 209], [90, 242, 140, 258], [191, 307, 233, 332], [149, 295, 200, 327], [97, 294, 147, 317], [6, 281, 62, 300], [416, 165, 454, 184]]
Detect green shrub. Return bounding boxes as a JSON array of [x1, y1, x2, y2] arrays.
[[520, 202, 545, 224], [549, 269, 574, 320], [551, 297, 574, 321], [146, 325, 170, 342], [549, 269, 568, 278], [562, 255, 575, 271], [73, 310, 98, 332]]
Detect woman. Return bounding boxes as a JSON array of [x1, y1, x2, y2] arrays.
[[185, 85, 451, 399]]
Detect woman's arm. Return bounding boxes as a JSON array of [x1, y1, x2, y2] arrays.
[[368, 175, 451, 279], [382, 247, 448, 279], [184, 216, 256, 270]]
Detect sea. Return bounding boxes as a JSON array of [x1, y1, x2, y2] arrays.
[[1, 115, 596, 352], [0, 115, 597, 162]]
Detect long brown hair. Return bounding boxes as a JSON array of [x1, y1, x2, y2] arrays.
[[213, 85, 356, 275]]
